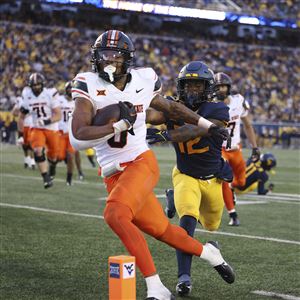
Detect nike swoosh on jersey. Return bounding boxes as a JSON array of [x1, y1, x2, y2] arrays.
[[136, 88, 144, 93]]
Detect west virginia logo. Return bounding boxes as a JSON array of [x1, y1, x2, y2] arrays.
[[123, 262, 135, 279]]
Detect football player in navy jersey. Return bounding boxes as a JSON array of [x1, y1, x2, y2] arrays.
[[146, 61, 234, 297], [234, 153, 276, 195]]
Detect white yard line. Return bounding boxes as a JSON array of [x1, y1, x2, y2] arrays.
[[1, 173, 104, 187], [252, 290, 300, 300], [0, 203, 104, 219], [1, 202, 299, 246], [195, 228, 300, 245]]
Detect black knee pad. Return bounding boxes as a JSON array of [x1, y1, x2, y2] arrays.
[[34, 149, 46, 163]]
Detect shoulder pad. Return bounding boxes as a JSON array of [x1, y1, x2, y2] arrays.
[[132, 67, 156, 79], [22, 87, 31, 98]]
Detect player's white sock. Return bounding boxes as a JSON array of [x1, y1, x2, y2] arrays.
[[24, 156, 31, 167], [145, 274, 172, 299], [30, 158, 36, 167], [200, 242, 225, 267]]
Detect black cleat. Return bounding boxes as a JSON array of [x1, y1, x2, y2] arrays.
[[207, 241, 235, 284], [43, 173, 53, 189], [44, 180, 53, 189], [228, 211, 240, 226], [228, 217, 240, 226], [165, 189, 176, 219], [176, 281, 192, 296], [214, 262, 235, 284]]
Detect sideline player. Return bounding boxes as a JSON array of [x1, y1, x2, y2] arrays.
[[18, 73, 61, 188], [12, 97, 35, 169], [147, 61, 232, 296], [58, 81, 76, 185], [69, 30, 234, 300], [215, 72, 260, 226], [234, 153, 276, 195]]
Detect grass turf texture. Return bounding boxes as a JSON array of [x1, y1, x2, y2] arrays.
[[1, 144, 300, 299]]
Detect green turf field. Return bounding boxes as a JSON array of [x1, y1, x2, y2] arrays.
[[1, 144, 299, 300]]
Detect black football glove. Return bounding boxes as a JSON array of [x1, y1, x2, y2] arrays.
[[118, 101, 137, 135], [146, 128, 171, 145], [208, 125, 231, 148], [251, 147, 260, 162]]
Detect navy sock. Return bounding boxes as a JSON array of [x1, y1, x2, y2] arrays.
[[176, 215, 197, 278]]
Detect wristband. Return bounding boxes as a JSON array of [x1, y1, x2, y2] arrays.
[[44, 119, 52, 125], [113, 119, 130, 134], [198, 117, 213, 130]]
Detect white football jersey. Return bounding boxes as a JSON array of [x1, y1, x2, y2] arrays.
[[223, 93, 249, 150], [21, 87, 60, 131], [71, 68, 161, 167], [17, 96, 33, 128], [59, 95, 74, 133]]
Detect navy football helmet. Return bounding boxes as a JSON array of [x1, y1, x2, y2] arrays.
[[28, 73, 45, 96], [91, 30, 135, 83], [260, 153, 276, 171], [214, 72, 232, 101], [177, 61, 215, 111]]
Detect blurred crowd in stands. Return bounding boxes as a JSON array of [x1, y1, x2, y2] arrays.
[[124, 0, 299, 19], [1, 21, 299, 125]]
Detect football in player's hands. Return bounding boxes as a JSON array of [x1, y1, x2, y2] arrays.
[[118, 101, 137, 126], [92, 104, 120, 126], [268, 183, 274, 191]]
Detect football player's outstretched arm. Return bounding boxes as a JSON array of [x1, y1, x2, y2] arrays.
[[241, 115, 257, 148], [169, 119, 226, 142], [72, 97, 115, 140], [150, 94, 213, 131], [17, 112, 26, 133], [145, 107, 166, 125]]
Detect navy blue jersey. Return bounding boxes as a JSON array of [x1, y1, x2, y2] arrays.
[[167, 101, 231, 179], [239, 159, 269, 194]]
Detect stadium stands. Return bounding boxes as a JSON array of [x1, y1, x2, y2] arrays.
[[1, 21, 299, 123]]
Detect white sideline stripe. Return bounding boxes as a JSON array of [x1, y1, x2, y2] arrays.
[[1, 203, 300, 246], [0, 203, 104, 220], [251, 290, 300, 300], [240, 195, 300, 202], [195, 228, 300, 245], [249, 192, 300, 199]]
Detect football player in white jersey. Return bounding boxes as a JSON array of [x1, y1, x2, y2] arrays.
[[58, 81, 77, 185], [215, 72, 260, 226], [70, 30, 233, 300], [12, 96, 35, 169], [18, 73, 61, 188]]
